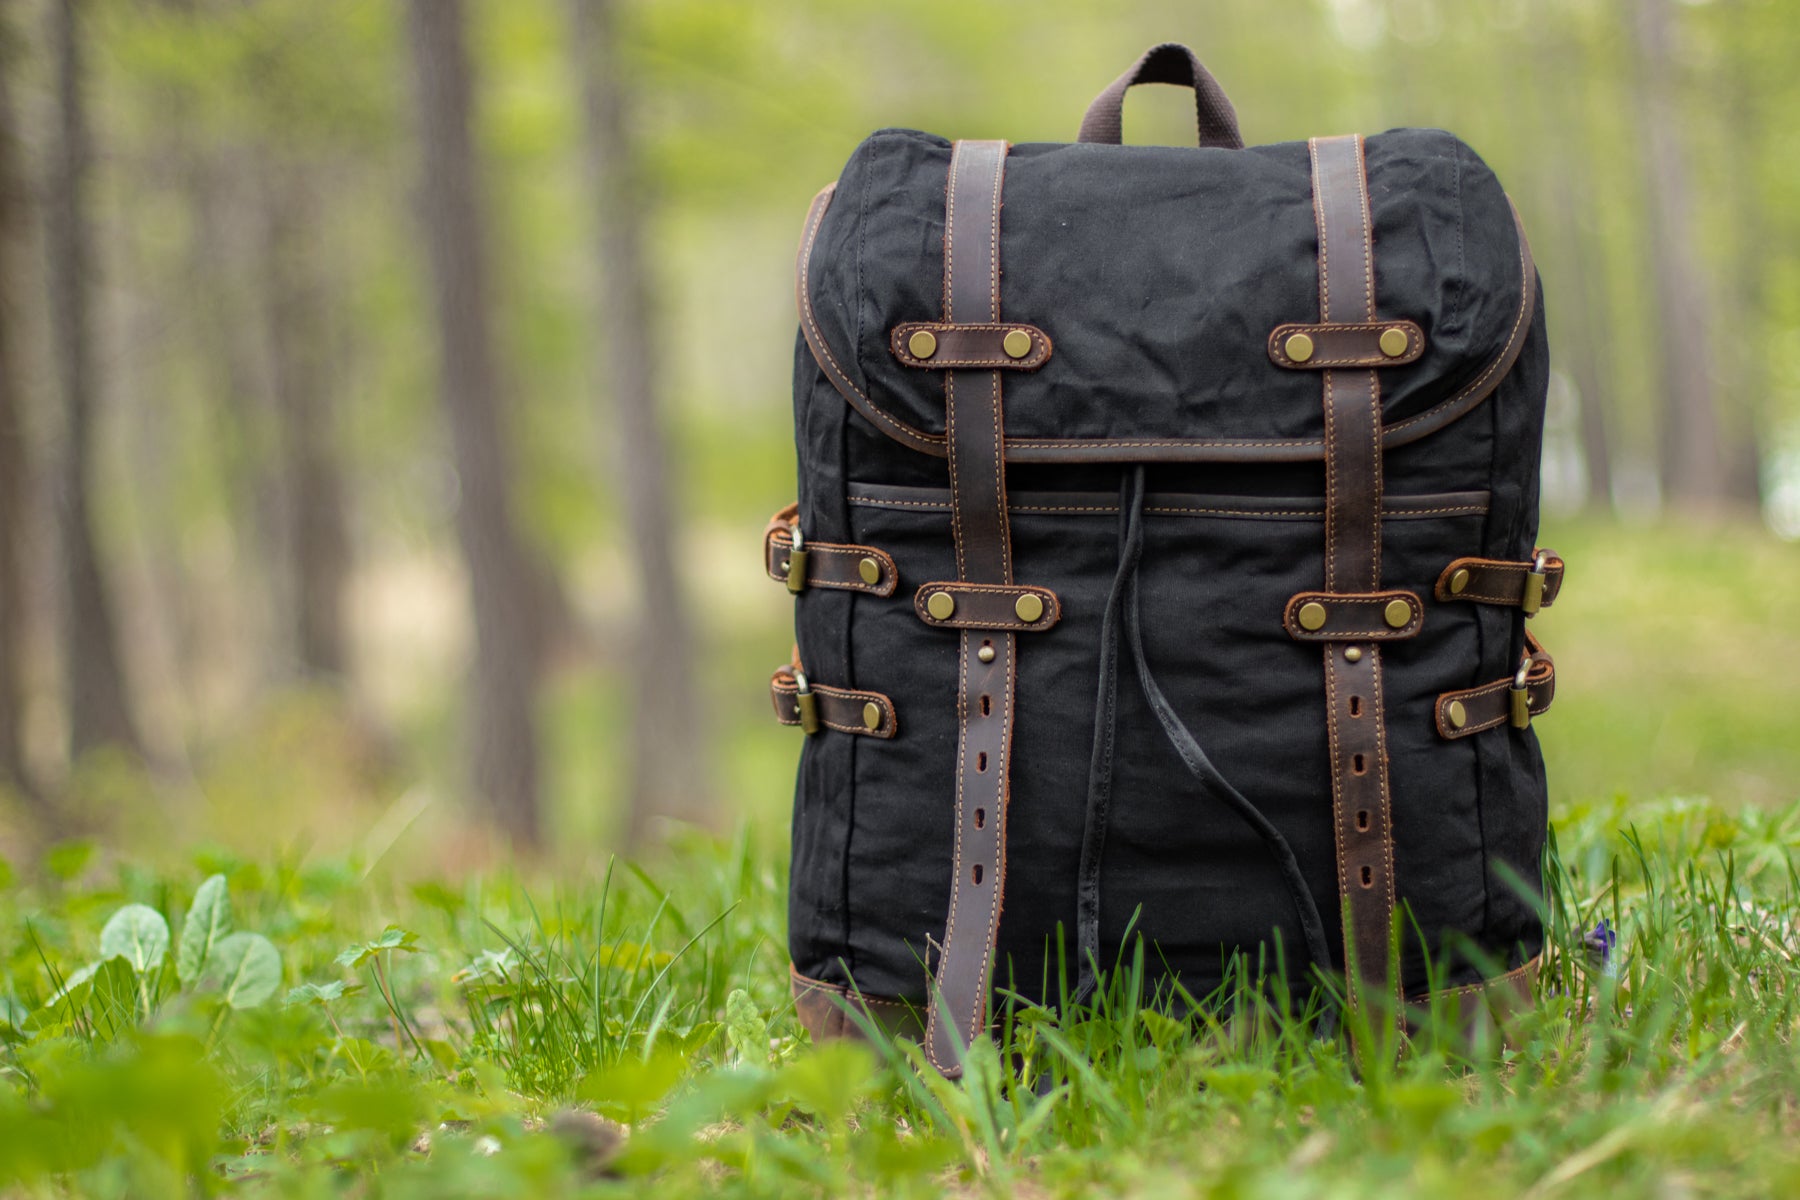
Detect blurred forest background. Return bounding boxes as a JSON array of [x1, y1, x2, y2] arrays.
[[0, 0, 1795, 873]]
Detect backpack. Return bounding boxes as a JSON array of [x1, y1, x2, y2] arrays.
[[764, 43, 1562, 1076]]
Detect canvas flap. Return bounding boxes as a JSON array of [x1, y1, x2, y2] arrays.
[[799, 126, 1534, 463]]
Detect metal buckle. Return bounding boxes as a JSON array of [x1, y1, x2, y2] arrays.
[[1522, 549, 1550, 616], [1509, 658, 1532, 729], [792, 669, 820, 735], [784, 521, 809, 595]]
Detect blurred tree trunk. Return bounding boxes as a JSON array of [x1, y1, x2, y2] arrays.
[[404, 0, 542, 848], [259, 162, 349, 680], [568, 0, 710, 846], [1526, 1, 1612, 509], [1718, 0, 1767, 509], [45, 0, 141, 759], [1628, 0, 1727, 509], [0, 0, 41, 805]]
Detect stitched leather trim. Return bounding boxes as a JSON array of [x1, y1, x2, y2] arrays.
[[1283, 590, 1423, 641], [1434, 552, 1564, 608], [795, 186, 1538, 464], [763, 503, 898, 596], [1268, 320, 1425, 369], [1435, 632, 1555, 739], [913, 582, 1061, 631], [790, 965, 924, 1043], [890, 322, 1053, 370], [769, 666, 897, 738]]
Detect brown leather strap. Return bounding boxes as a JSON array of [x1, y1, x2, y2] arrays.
[[1435, 551, 1564, 612], [1268, 320, 1425, 369], [763, 503, 898, 596], [1282, 590, 1422, 642], [1436, 631, 1556, 739], [1076, 42, 1244, 149], [923, 139, 1016, 1080], [769, 665, 897, 738], [1309, 134, 1402, 1034], [913, 582, 1060, 632], [890, 323, 1053, 370]]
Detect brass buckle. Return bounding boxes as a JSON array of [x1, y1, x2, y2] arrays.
[[792, 669, 820, 735], [1521, 549, 1550, 616], [784, 522, 809, 595], [1509, 658, 1532, 729]]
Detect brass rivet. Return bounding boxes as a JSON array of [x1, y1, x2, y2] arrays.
[[977, 644, 996, 663], [862, 702, 881, 731], [1379, 326, 1409, 358], [858, 557, 881, 585], [1383, 599, 1412, 628], [908, 329, 938, 359], [927, 591, 956, 620], [1014, 593, 1045, 623], [1284, 332, 1315, 363], [1447, 700, 1468, 730], [1449, 567, 1470, 595], [1002, 329, 1032, 359], [1344, 647, 1363, 663], [1298, 601, 1328, 631]]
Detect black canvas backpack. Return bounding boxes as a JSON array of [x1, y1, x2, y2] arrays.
[[763, 43, 1563, 1076]]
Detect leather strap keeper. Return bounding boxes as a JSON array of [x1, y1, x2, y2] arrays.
[[1435, 551, 1564, 612], [770, 666, 897, 738], [890, 322, 1053, 370], [1268, 320, 1426, 369], [914, 582, 1061, 631], [1435, 632, 1555, 739], [764, 505, 897, 596], [1283, 590, 1423, 642]]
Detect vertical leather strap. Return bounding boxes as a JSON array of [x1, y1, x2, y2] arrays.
[[1309, 134, 1401, 1032], [923, 139, 1015, 1079]]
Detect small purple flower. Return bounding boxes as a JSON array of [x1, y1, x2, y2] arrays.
[[1582, 919, 1617, 971]]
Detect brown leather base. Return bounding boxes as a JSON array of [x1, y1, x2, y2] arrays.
[[791, 958, 1540, 1052]]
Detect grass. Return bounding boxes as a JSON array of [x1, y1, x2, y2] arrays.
[[1, 516, 1797, 1197]]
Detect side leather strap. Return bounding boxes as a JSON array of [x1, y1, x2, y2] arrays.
[[764, 503, 898, 596], [769, 665, 897, 738], [1435, 631, 1556, 739], [890, 322, 1053, 370], [1435, 551, 1565, 613], [1309, 133, 1403, 1035], [914, 582, 1060, 631], [923, 139, 1017, 1080]]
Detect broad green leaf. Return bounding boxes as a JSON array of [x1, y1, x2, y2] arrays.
[[177, 875, 233, 984], [284, 980, 356, 1006], [204, 933, 282, 1009], [778, 1041, 877, 1128], [335, 926, 419, 970], [99, 904, 170, 974], [577, 1050, 687, 1124]]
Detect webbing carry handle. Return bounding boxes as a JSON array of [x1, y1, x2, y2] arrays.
[[1076, 42, 1244, 149]]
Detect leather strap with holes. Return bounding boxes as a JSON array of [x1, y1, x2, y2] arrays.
[[1307, 134, 1402, 1036], [921, 140, 1018, 1080]]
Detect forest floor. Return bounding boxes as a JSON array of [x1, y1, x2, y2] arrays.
[[3, 516, 1799, 1198]]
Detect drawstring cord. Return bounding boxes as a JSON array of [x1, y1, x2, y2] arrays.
[[1074, 466, 1338, 1035]]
